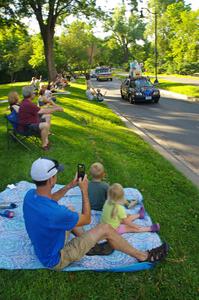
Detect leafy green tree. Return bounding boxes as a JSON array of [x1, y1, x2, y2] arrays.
[[95, 37, 124, 67], [104, 5, 145, 64], [166, 8, 199, 73], [0, 0, 16, 26], [57, 21, 98, 72], [2, 0, 102, 81], [29, 34, 46, 72], [0, 24, 32, 81], [144, 0, 198, 74]]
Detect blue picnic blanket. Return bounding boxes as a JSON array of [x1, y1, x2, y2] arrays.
[[0, 181, 162, 272]]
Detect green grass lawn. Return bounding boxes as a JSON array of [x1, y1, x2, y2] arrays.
[[157, 79, 199, 98], [0, 80, 199, 300]]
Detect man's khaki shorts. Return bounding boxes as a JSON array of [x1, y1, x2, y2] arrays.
[[53, 232, 96, 271]]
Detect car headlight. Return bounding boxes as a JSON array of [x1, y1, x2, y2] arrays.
[[135, 92, 142, 96], [153, 91, 159, 95]]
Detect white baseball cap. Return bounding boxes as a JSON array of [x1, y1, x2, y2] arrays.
[[30, 158, 64, 181]]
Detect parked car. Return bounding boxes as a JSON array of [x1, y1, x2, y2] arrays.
[[90, 70, 96, 78], [95, 67, 113, 81], [120, 77, 160, 104]]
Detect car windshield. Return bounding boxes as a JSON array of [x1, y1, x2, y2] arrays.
[[130, 79, 153, 88], [96, 68, 110, 74]]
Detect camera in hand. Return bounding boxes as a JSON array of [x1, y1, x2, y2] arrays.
[[77, 164, 85, 179]]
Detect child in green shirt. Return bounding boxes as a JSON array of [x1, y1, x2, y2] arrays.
[[101, 183, 160, 235]]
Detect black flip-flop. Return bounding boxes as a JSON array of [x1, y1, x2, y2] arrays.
[[146, 242, 169, 263]]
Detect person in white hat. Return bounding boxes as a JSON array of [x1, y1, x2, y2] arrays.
[[23, 157, 169, 271]]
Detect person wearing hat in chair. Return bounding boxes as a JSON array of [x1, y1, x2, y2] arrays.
[[23, 158, 169, 271]]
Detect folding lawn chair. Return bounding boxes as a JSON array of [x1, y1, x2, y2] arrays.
[[5, 110, 41, 151]]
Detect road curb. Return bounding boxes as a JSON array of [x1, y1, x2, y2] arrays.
[[107, 101, 199, 188]]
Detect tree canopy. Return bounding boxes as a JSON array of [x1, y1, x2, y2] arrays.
[[0, 0, 198, 82]]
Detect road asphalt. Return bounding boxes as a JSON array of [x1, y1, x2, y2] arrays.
[[92, 78, 199, 188]]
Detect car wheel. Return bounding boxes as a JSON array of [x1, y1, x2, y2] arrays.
[[129, 95, 135, 104], [154, 98, 160, 103], [110, 78, 113, 81], [121, 91, 124, 99]]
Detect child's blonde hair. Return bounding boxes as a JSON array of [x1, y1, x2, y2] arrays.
[[90, 162, 104, 180], [107, 183, 125, 218], [8, 92, 20, 105]]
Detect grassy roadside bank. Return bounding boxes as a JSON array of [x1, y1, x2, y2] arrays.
[[0, 80, 199, 300], [158, 79, 199, 98]]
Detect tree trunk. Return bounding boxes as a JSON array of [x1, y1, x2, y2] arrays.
[[41, 29, 57, 82], [123, 44, 129, 63]]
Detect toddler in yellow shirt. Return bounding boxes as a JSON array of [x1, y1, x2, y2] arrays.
[[101, 183, 160, 234]]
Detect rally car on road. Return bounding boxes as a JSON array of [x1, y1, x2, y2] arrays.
[[120, 77, 160, 104]]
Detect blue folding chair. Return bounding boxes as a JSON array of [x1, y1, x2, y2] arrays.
[[5, 110, 40, 151]]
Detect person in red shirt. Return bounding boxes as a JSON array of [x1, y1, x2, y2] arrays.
[[18, 86, 63, 150]]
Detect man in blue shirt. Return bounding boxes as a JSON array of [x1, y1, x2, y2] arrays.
[[23, 158, 169, 270]]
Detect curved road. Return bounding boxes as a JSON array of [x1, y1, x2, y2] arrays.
[[92, 78, 199, 187]]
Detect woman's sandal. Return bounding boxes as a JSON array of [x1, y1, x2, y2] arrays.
[[145, 242, 169, 263]]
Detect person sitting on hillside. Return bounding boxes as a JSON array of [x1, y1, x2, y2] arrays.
[[86, 87, 96, 101], [18, 86, 63, 151], [38, 89, 60, 128], [85, 73, 93, 90], [35, 75, 42, 90], [45, 84, 56, 102], [38, 89, 57, 107], [30, 77, 39, 94], [49, 81, 57, 93], [23, 157, 169, 270], [96, 89, 106, 102], [8, 91, 21, 113]]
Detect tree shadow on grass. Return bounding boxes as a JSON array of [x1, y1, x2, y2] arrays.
[[56, 102, 122, 126]]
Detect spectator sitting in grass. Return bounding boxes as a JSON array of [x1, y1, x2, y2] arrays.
[[85, 73, 92, 89], [101, 183, 160, 235], [45, 84, 56, 102], [31, 76, 42, 93], [86, 87, 96, 101], [38, 89, 56, 107], [30, 77, 36, 88], [8, 91, 20, 113], [23, 157, 169, 271], [96, 88, 105, 102], [88, 162, 109, 211], [88, 162, 138, 211], [18, 86, 63, 151]]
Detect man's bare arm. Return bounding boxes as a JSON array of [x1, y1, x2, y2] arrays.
[[51, 179, 77, 201], [39, 106, 63, 115]]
